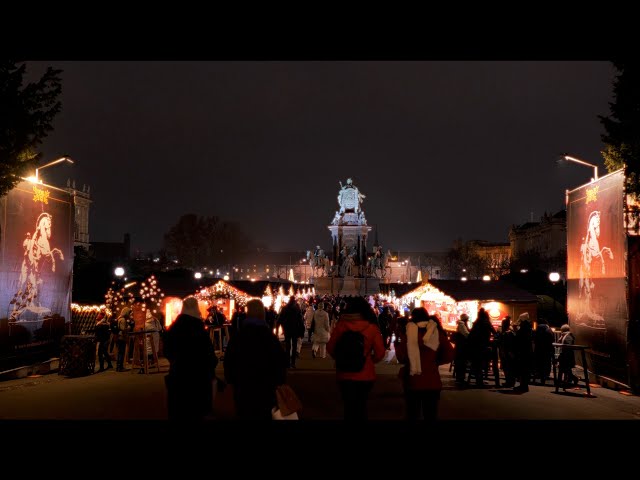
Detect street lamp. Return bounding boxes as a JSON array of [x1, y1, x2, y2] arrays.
[[27, 156, 74, 183], [114, 267, 125, 277], [549, 272, 560, 324], [562, 154, 598, 182]]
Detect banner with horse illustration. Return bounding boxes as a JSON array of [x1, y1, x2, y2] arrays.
[[566, 169, 628, 384], [0, 181, 73, 360]]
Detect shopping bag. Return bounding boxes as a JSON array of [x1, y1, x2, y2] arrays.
[[275, 384, 302, 417], [271, 407, 299, 420]]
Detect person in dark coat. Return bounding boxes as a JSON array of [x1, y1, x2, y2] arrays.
[[497, 317, 516, 388], [277, 296, 305, 368], [533, 317, 555, 385], [163, 296, 219, 421], [224, 299, 288, 419], [467, 308, 496, 386], [452, 313, 470, 384], [512, 312, 534, 393], [377, 306, 393, 349], [94, 312, 113, 372]]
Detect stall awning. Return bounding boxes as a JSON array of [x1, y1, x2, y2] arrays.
[[426, 279, 538, 303]]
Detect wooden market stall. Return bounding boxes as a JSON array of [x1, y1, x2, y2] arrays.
[[400, 279, 539, 331]]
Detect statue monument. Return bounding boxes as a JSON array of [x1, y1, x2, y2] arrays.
[[313, 177, 378, 295]]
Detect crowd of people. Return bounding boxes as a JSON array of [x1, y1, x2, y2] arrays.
[[99, 293, 581, 421]]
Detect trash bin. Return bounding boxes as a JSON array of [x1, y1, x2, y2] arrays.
[[58, 335, 96, 377]]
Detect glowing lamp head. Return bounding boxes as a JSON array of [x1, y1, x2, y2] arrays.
[[223, 275, 230, 281], [114, 267, 125, 277], [194, 272, 202, 279], [482, 275, 491, 282], [549, 272, 560, 283]]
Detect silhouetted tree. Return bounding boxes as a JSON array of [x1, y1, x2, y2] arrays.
[[0, 61, 62, 197], [599, 61, 640, 231], [163, 215, 252, 269], [445, 240, 491, 279]]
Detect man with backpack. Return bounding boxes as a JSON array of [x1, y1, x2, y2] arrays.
[[327, 296, 385, 420]]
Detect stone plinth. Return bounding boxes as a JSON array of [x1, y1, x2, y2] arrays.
[[313, 276, 380, 296]]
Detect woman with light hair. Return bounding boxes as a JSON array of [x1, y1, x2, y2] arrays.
[[311, 302, 331, 359]]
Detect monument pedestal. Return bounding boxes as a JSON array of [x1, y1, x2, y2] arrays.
[[340, 276, 357, 296], [313, 276, 380, 296]]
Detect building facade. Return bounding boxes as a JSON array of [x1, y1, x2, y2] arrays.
[[509, 210, 567, 277], [64, 179, 91, 250]]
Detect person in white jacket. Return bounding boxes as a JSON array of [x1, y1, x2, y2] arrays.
[[311, 303, 331, 358], [144, 309, 162, 364], [304, 303, 315, 342]]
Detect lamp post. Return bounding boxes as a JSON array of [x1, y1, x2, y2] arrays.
[[549, 272, 560, 325], [27, 156, 74, 183], [562, 154, 599, 182]]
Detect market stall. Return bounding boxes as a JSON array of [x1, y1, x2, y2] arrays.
[[400, 279, 538, 331]]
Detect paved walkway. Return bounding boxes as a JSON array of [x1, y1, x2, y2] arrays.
[[1, 342, 639, 422]]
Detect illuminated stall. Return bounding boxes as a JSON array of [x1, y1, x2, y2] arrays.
[[401, 279, 538, 331], [193, 280, 251, 324]]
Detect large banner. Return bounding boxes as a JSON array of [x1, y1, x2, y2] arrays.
[[0, 181, 73, 355], [567, 169, 628, 384]]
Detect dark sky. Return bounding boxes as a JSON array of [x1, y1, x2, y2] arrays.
[[28, 61, 614, 254]]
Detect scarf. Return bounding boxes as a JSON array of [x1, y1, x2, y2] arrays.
[[406, 320, 440, 375]]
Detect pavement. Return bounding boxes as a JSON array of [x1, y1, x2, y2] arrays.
[[1, 341, 639, 424]]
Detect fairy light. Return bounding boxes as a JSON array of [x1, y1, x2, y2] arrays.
[[104, 274, 164, 319]]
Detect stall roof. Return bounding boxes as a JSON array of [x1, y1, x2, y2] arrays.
[[406, 280, 538, 303], [226, 280, 307, 297]]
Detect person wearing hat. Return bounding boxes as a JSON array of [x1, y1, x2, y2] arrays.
[[163, 296, 219, 421]]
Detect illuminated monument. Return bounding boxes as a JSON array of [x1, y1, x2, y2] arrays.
[[314, 178, 379, 296]]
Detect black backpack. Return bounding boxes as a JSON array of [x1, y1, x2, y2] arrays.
[[334, 330, 366, 372]]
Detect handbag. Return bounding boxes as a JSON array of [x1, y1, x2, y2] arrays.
[[436, 334, 456, 366], [275, 384, 302, 417]]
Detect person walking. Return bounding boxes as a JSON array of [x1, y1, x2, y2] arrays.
[[394, 308, 455, 421], [94, 312, 113, 372], [311, 302, 331, 358], [224, 299, 289, 419], [163, 296, 218, 421], [327, 296, 385, 421], [277, 296, 305, 368]]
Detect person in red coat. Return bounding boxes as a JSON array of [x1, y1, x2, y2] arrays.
[[327, 296, 386, 420], [394, 308, 455, 421]]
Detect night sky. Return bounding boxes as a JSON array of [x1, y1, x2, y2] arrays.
[[28, 61, 614, 254]]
